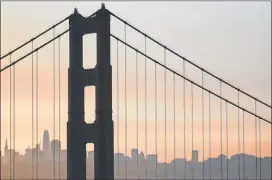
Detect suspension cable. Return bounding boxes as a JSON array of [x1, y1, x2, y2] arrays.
[[116, 39, 120, 179], [164, 47, 167, 179], [259, 118, 262, 180], [0, 2, 1, 178], [0, 29, 69, 73], [209, 92, 211, 180], [243, 110, 245, 180], [31, 41, 34, 180], [58, 36, 61, 180], [9, 54, 12, 180], [124, 23, 128, 180], [220, 82, 223, 180], [255, 100, 257, 179], [183, 59, 186, 180], [116, 40, 119, 178], [202, 71, 205, 180], [144, 36, 148, 180], [110, 34, 271, 124], [36, 50, 39, 180], [154, 61, 157, 180], [238, 91, 240, 180], [226, 101, 229, 180], [0, 15, 70, 61], [53, 27, 56, 180], [109, 11, 271, 109], [173, 73, 176, 180], [135, 51, 139, 179], [192, 83, 194, 180], [13, 47, 16, 180]]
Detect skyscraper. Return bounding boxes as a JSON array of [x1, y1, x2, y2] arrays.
[[131, 148, 138, 161], [43, 130, 50, 153], [192, 150, 199, 163], [51, 139, 61, 162]]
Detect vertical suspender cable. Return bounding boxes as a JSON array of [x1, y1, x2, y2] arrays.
[[202, 71, 205, 180], [154, 59, 157, 179], [53, 27, 56, 180], [209, 92, 211, 180], [220, 82, 223, 180], [238, 91, 240, 180], [36, 50, 39, 180], [226, 102, 229, 180], [9, 54, 12, 179], [116, 40, 119, 179], [0, 2, 1, 178], [136, 51, 139, 179], [31, 41, 34, 180], [164, 48, 167, 179], [243, 110, 245, 180], [144, 36, 148, 180], [58, 37, 61, 179], [124, 24, 127, 180], [183, 60, 186, 180], [173, 73, 176, 180], [259, 118, 261, 180], [13, 45, 16, 180], [255, 100, 257, 179], [191, 83, 194, 180]]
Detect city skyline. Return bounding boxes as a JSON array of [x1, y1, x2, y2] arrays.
[[0, 2, 270, 179]]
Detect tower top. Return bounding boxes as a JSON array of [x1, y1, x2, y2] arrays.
[[74, 8, 78, 14], [101, 3, 105, 9]]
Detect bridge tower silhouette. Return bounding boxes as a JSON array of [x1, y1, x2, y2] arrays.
[[67, 4, 113, 180]]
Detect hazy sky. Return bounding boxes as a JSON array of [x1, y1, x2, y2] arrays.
[[0, 1, 271, 161]]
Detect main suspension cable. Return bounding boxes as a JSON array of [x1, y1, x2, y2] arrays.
[[109, 11, 271, 109], [110, 34, 271, 124], [0, 29, 69, 73]]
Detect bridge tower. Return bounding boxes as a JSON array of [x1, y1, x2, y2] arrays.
[[67, 4, 114, 180]]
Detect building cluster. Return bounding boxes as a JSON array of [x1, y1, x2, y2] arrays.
[[1, 130, 271, 179]]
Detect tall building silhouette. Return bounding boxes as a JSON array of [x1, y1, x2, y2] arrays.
[[51, 140, 61, 162], [131, 148, 138, 161], [4, 138, 8, 156], [192, 150, 198, 163], [43, 130, 50, 154]]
